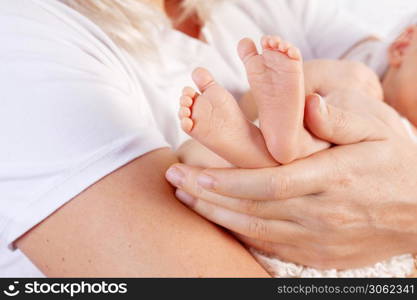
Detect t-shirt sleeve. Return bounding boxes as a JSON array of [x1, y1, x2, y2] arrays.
[[288, 0, 372, 59], [0, 5, 169, 249]]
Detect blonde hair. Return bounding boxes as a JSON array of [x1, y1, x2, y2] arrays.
[[60, 0, 229, 55]]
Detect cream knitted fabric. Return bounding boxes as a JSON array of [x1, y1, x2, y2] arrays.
[[251, 249, 415, 278]]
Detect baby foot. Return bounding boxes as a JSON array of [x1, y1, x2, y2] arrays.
[[179, 67, 276, 168], [238, 36, 325, 164]]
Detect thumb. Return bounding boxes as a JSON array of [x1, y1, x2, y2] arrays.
[[305, 94, 388, 145]]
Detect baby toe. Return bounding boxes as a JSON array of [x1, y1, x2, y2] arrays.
[[181, 118, 194, 133], [180, 95, 194, 107], [192, 68, 217, 93], [278, 41, 291, 53], [261, 35, 271, 49], [267, 36, 282, 50], [182, 86, 197, 98], [238, 38, 259, 63], [179, 106, 191, 118], [287, 46, 302, 61]]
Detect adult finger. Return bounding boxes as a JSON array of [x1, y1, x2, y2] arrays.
[[305, 94, 389, 145], [167, 157, 328, 201], [174, 193, 305, 244], [175, 188, 311, 220], [234, 233, 315, 268]]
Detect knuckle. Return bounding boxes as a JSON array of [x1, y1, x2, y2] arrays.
[[243, 199, 264, 215], [320, 212, 345, 228], [192, 177, 207, 197], [269, 173, 291, 200], [336, 176, 354, 190], [192, 198, 204, 211], [327, 154, 354, 188], [192, 185, 205, 198], [247, 218, 269, 240], [317, 205, 351, 229]]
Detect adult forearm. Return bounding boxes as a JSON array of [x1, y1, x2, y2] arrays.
[[17, 149, 269, 277]]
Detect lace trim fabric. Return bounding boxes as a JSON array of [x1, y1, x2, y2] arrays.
[[251, 249, 416, 278]]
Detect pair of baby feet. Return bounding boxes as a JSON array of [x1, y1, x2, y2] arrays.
[[179, 36, 328, 168]]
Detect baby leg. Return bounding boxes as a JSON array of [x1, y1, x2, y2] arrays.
[[238, 36, 327, 164], [179, 68, 276, 168]]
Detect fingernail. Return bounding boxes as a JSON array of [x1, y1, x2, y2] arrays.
[[175, 190, 196, 206], [316, 94, 328, 115], [166, 167, 185, 187], [197, 174, 215, 190]]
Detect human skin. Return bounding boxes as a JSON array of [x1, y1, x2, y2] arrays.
[[241, 58, 409, 139], [239, 28, 417, 136], [176, 56, 410, 171], [383, 25, 417, 128], [171, 34, 417, 270], [17, 149, 268, 277], [15, 0, 386, 276], [167, 96, 417, 269], [15, 0, 269, 277], [167, 0, 417, 271]]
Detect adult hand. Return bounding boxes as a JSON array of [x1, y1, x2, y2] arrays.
[[166, 96, 417, 269]]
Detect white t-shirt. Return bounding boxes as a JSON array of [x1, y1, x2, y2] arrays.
[[0, 0, 369, 277]]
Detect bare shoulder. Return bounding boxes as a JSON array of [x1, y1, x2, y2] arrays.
[[16, 148, 268, 277]]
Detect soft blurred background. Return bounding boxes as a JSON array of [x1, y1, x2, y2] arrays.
[[335, 0, 417, 37]]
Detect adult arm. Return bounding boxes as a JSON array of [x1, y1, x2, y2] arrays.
[[167, 97, 417, 269], [16, 148, 268, 277], [0, 3, 268, 277]]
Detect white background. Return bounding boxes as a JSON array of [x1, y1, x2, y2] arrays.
[[335, 0, 417, 37]]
